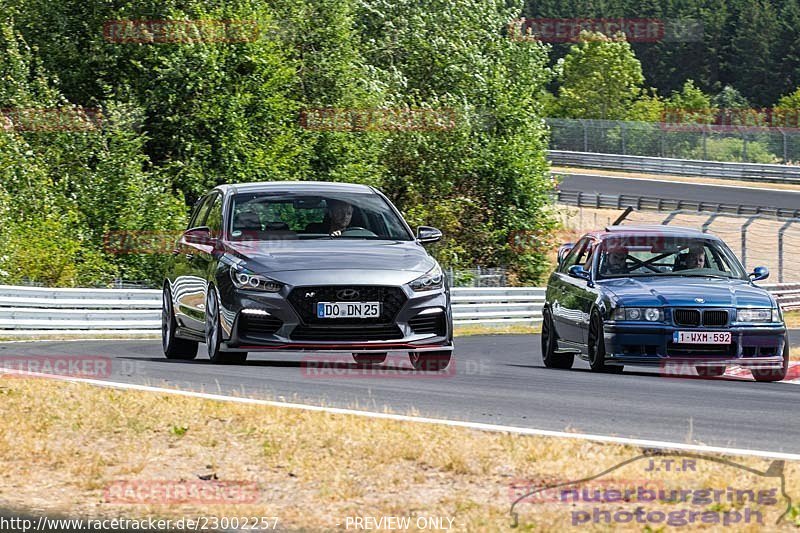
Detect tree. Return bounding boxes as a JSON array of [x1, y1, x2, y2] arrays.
[[555, 31, 644, 120]]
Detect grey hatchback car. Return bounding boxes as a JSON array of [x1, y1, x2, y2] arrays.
[[162, 181, 453, 369]]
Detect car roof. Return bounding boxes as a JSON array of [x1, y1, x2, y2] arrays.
[[583, 225, 720, 241], [215, 181, 376, 195]]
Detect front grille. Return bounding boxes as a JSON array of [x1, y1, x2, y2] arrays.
[[239, 314, 283, 337], [703, 310, 729, 326], [287, 286, 407, 325], [674, 309, 701, 326], [667, 342, 737, 357], [409, 312, 446, 335], [290, 325, 403, 341]]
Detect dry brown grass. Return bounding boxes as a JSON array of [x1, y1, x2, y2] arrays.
[[454, 324, 540, 336], [785, 311, 800, 329], [0, 377, 799, 531]]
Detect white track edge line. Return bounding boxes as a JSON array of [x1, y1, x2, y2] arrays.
[[3, 368, 799, 462]]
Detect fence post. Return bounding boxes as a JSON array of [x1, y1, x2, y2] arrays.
[[778, 220, 795, 283], [582, 119, 588, 152], [740, 216, 759, 271], [621, 122, 626, 155], [782, 129, 788, 163], [702, 129, 707, 160], [701, 214, 719, 233]]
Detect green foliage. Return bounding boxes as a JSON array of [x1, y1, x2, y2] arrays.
[[0, 0, 558, 286], [555, 32, 645, 120], [687, 137, 779, 163]]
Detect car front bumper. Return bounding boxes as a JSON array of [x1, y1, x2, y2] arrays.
[[602, 322, 787, 369], [217, 282, 454, 353]]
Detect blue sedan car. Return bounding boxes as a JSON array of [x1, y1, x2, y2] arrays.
[[542, 225, 789, 381]]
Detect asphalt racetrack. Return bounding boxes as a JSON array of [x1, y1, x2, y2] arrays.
[[2, 332, 799, 454]]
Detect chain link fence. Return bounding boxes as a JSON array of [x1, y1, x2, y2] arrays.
[[547, 118, 800, 164]]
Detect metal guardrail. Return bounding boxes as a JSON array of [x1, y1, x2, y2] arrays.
[[556, 189, 800, 219], [548, 150, 800, 184], [0, 283, 795, 336], [0, 286, 545, 335]]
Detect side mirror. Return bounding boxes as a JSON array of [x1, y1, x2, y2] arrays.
[[417, 226, 443, 244], [183, 226, 213, 246], [557, 243, 575, 266], [568, 264, 591, 281], [750, 266, 769, 281]]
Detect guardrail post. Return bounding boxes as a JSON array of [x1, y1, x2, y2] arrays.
[[740, 215, 760, 271], [620, 122, 626, 155], [701, 214, 719, 233], [582, 119, 588, 152], [778, 220, 795, 282]]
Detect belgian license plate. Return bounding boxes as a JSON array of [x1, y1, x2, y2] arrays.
[[316, 302, 381, 319], [673, 331, 732, 344]]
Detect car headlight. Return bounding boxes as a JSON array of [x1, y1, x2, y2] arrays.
[[736, 308, 778, 323], [229, 265, 282, 292], [409, 264, 444, 292], [613, 307, 663, 322]]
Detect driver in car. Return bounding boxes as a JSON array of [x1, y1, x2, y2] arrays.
[[685, 243, 706, 269], [327, 199, 353, 237], [305, 199, 354, 236]]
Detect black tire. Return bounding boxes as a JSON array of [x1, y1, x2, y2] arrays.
[[752, 340, 789, 382], [588, 313, 623, 373], [352, 353, 387, 366], [541, 308, 573, 369], [205, 285, 247, 364], [409, 350, 452, 371], [162, 285, 198, 360], [696, 365, 726, 378]]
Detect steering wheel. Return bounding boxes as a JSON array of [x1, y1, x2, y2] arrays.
[[339, 226, 378, 237]]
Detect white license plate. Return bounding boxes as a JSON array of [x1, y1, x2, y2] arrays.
[[316, 302, 381, 319], [673, 331, 732, 344]]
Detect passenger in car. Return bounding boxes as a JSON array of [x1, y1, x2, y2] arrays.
[[603, 248, 629, 275]]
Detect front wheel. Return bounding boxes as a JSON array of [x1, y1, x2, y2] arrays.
[[588, 313, 623, 373], [752, 341, 789, 382], [541, 309, 573, 369], [162, 285, 198, 360], [205, 285, 247, 364], [409, 350, 451, 371]]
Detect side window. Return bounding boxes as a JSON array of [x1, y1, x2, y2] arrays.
[[205, 194, 223, 236], [583, 242, 596, 271], [560, 239, 588, 272], [190, 195, 213, 230], [187, 196, 208, 230]]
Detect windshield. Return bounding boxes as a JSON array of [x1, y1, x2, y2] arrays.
[[228, 191, 413, 241], [596, 235, 748, 280]]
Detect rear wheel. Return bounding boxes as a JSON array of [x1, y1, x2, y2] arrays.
[[588, 313, 623, 374], [409, 350, 451, 371], [162, 285, 198, 360], [541, 309, 573, 369], [206, 286, 247, 364], [696, 365, 726, 378], [352, 352, 387, 366], [752, 341, 789, 382]]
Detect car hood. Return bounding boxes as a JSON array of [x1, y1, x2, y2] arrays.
[[223, 239, 436, 284], [600, 276, 774, 308]]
